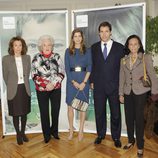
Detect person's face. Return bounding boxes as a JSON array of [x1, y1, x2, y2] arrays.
[[128, 38, 140, 54], [41, 39, 52, 55], [73, 32, 82, 46], [21, 15, 66, 60], [13, 40, 22, 56], [99, 26, 111, 42]]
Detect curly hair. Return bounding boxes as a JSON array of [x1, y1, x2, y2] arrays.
[[37, 35, 54, 52]]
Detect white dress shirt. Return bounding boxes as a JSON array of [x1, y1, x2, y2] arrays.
[[101, 39, 113, 56], [15, 56, 24, 84]]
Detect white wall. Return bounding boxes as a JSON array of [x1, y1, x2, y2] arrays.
[[0, 0, 158, 17], [147, 0, 158, 17], [0, 0, 157, 40], [0, 0, 148, 35], [0, 0, 146, 11]]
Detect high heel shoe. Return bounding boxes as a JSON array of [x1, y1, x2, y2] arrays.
[[123, 140, 135, 150], [52, 133, 60, 139], [68, 127, 76, 131], [78, 132, 84, 141], [68, 131, 73, 140], [137, 149, 143, 158], [44, 135, 51, 143]]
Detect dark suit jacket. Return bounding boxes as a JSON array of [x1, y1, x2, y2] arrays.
[[2, 55, 31, 100], [90, 41, 124, 95]]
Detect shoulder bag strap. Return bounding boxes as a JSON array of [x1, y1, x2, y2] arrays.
[[75, 90, 88, 103], [143, 55, 147, 81]]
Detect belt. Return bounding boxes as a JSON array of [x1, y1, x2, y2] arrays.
[[70, 66, 86, 72]]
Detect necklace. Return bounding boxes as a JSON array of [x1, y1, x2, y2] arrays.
[[131, 56, 137, 64], [130, 54, 137, 70]]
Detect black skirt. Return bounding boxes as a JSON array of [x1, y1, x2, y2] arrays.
[[8, 84, 31, 116]]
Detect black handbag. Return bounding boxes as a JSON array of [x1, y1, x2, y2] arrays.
[[150, 94, 158, 102], [71, 90, 88, 112]]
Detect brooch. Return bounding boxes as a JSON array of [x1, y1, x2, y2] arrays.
[[122, 58, 126, 65]]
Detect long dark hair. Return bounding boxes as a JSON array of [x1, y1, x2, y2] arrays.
[[124, 34, 144, 55]]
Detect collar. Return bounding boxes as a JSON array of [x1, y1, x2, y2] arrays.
[[125, 52, 143, 60], [41, 52, 53, 58], [124, 52, 143, 70], [101, 39, 112, 46], [137, 52, 143, 59]]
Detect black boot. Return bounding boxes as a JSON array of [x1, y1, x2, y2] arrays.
[[21, 133, 29, 142], [21, 115, 29, 142], [13, 116, 23, 145], [16, 133, 23, 145]]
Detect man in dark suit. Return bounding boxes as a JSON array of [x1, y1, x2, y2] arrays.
[[90, 21, 125, 147]]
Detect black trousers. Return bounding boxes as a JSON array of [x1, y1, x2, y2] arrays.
[[124, 91, 147, 149], [36, 88, 61, 139], [94, 90, 121, 140]]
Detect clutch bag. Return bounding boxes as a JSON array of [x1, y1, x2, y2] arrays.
[[71, 90, 88, 112]]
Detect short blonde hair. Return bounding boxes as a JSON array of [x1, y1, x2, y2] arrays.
[[37, 35, 54, 52]]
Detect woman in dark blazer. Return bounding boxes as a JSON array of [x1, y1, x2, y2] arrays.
[[2, 36, 31, 145], [119, 35, 158, 157]]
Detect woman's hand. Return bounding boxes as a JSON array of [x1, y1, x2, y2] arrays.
[[119, 95, 124, 104], [46, 83, 54, 91], [72, 81, 80, 89], [78, 82, 86, 91]]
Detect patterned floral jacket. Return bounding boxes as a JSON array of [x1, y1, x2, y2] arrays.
[[31, 52, 65, 91]]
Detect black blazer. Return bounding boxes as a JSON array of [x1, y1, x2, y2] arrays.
[[90, 41, 124, 95]]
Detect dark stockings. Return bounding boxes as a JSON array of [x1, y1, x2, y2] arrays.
[[13, 116, 20, 134], [13, 115, 27, 134], [13, 115, 28, 144], [21, 115, 27, 134]]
